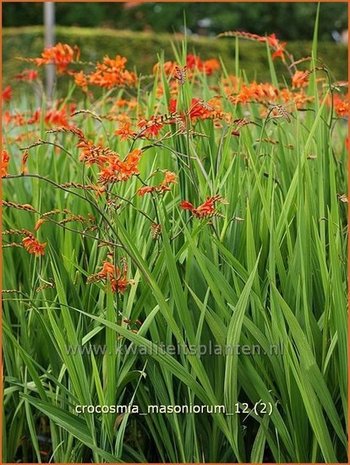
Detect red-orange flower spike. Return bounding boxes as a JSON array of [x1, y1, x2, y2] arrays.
[[162, 171, 177, 186], [333, 94, 350, 117], [31, 43, 80, 74], [138, 170, 177, 196], [266, 34, 287, 60], [77, 139, 115, 167], [137, 117, 164, 138], [188, 98, 212, 120], [115, 122, 135, 141], [2, 85, 12, 102], [1, 150, 10, 177], [180, 195, 226, 218], [15, 69, 39, 81], [21, 150, 29, 175], [203, 58, 220, 75], [45, 105, 74, 128], [22, 234, 46, 256], [219, 31, 287, 61], [73, 71, 89, 92], [99, 149, 142, 184], [88, 258, 132, 294], [292, 70, 309, 89], [185, 54, 220, 76], [88, 55, 137, 89]]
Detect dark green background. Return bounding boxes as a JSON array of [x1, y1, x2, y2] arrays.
[[3, 2, 348, 40]]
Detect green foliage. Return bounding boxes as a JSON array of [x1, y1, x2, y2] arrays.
[[2, 24, 348, 463]]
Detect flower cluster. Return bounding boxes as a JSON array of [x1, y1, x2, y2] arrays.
[[2, 85, 12, 102], [58, 127, 143, 184], [15, 69, 39, 81], [3, 32, 346, 299], [98, 149, 142, 184], [22, 233, 47, 256], [75, 55, 137, 91], [1, 150, 10, 177], [138, 171, 177, 196], [227, 80, 313, 110], [180, 195, 227, 218], [87, 258, 133, 294], [154, 53, 220, 79], [218, 31, 287, 60], [333, 93, 350, 117], [28, 43, 80, 74], [4, 103, 76, 129]]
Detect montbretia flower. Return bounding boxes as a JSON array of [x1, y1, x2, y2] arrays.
[[229, 82, 279, 105], [98, 149, 142, 184], [1, 150, 10, 177], [333, 94, 350, 117], [22, 234, 46, 256], [88, 55, 137, 89], [137, 117, 164, 138], [30, 43, 80, 74], [115, 121, 136, 141], [153, 54, 220, 80], [138, 170, 177, 196], [202, 58, 221, 75], [73, 71, 89, 92], [188, 98, 213, 120], [292, 70, 309, 89], [180, 195, 227, 218], [88, 258, 133, 294], [266, 33, 287, 60], [2, 86, 12, 102], [186, 54, 220, 75], [219, 31, 287, 61], [77, 139, 115, 167], [45, 104, 76, 128], [15, 69, 39, 81]]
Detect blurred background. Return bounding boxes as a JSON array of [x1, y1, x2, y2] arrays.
[[3, 2, 348, 84]]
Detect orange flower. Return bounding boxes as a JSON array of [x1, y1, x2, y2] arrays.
[[21, 150, 29, 175], [115, 121, 135, 141], [137, 117, 164, 138], [292, 70, 309, 89], [186, 54, 220, 75], [27, 109, 41, 125], [22, 234, 46, 256], [203, 58, 220, 75], [99, 149, 142, 184], [15, 69, 38, 81], [180, 195, 226, 218], [74, 71, 89, 92], [31, 43, 80, 74], [2, 85, 12, 102], [186, 54, 203, 71], [163, 171, 177, 186], [1, 150, 10, 177], [77, 139, 113, 166], [138, 170, 177, 196], [138, 186, 155, 196], [333, 94, 350, 117], [88, 55, 137, 89], [45, 105, 74, 128], [88, 258, 132, 293], [229, 82, 279, 105], [266, 34, 287, 60], [219, 31, 287, 61], [188, 98, 213, 120], [153, 60, 178, 77]]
